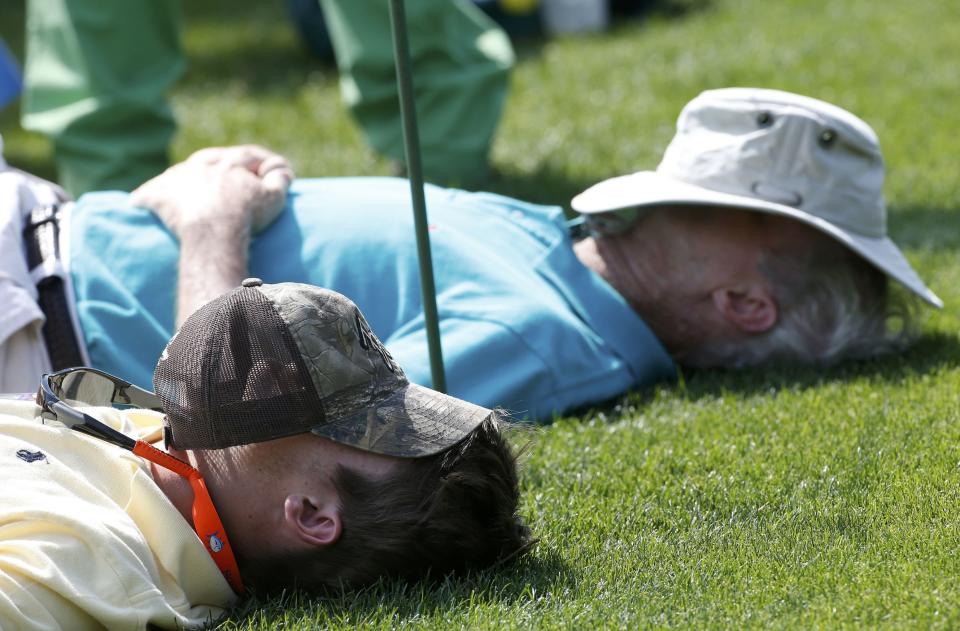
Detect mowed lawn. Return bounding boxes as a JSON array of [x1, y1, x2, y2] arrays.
[[3, 0, 960, 627]]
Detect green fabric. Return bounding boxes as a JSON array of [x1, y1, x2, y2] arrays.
[[22, 0, 184, 197], [320, 0, 515, 184], [21, 0, 512, 194]]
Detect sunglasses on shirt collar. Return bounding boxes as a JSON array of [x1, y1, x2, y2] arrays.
[[36, 367, 245, 595]]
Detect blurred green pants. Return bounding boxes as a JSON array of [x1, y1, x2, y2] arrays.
[[22, 0, 184, 197], [320, 0, 514, 185], [22, 0, 514, 197]]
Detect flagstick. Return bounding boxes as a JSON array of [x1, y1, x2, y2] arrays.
[[387, 0, 447, 393]]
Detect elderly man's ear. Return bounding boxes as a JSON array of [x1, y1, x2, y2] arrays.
[[711, 285, 778, 333], [283, 494, 343, 547]]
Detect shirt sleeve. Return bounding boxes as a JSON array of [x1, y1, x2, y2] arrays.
[[0, 321, 51, 393]]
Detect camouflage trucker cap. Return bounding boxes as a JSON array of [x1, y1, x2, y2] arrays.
[[154, 279, 490, 456]]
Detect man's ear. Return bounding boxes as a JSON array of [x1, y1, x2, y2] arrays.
[[711, 285, 778, 333], [283, 494, 342, 548]]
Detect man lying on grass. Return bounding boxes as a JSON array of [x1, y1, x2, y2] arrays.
[[0, 88, 941, 419], [0, 246, 531, 631], [0, 147, 529, 629]]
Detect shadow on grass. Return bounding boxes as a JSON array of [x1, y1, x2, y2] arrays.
[[612, 0, 712, 19], [175, 0, 337, 95], [183, 45, 335, 95], [568, 330, 960, 422], [0, 103, 56, 181], [1, 159, 57, 187], [676, 330, 960, 400], [2, 151, 55, 183], [229, 547, 577, 625], [179, 0, 715, 97], [180, 34, 335, 96]]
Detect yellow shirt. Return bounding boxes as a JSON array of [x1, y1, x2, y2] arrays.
[[0, 400, 236, 630]]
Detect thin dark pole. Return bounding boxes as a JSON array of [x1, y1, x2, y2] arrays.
[[387, 0, 447, 393]]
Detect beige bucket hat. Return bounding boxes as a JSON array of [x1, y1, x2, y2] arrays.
[[572, 87, 941, 308]]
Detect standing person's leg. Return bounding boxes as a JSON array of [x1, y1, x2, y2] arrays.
[[319, 0, 515, 185], [21, 0, 185, 197]]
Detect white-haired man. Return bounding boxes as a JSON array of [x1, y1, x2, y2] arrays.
[[0, 88, 940, 419]]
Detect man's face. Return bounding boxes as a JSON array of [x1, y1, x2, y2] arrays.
[[595, 205, 818, 357], [180, 432, 401, 566]]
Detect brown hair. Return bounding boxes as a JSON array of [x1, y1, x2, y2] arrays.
[[243, 413, 531, 592]]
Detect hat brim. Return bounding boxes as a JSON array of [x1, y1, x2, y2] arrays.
[[310, 383, 491, 458], [572, 171, 942, 308]]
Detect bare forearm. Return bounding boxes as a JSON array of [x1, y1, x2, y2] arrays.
[[129, 145, 294, 328], [176, 220, 250, 327]]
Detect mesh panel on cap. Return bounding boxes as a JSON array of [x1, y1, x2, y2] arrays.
[[154, 287, 326, 449]]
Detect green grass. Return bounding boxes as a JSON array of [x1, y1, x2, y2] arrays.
[[4, 0, 960, 627]]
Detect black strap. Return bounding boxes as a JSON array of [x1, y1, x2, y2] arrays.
[[23, 204, 85, 370]]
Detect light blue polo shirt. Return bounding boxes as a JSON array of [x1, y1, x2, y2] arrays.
[[68, 178, 675, 421]]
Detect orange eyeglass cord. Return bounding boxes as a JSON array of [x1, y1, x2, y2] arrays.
[[132, 441, 245, 594], [36, 368, 246, 595]]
